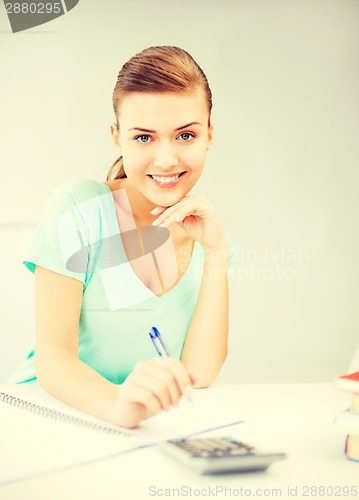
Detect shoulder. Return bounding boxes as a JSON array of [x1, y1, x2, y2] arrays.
[[43, 179, 109, 214], [52, 179, 108, 203]]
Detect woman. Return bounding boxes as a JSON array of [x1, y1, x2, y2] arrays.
[[10, 46, 231, 428]]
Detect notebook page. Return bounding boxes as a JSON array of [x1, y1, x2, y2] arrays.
[[125, 386, 243, 443], [0, 383, 243, 485], [0, 383, 141, 485]]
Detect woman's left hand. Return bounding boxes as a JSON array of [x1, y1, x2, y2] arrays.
[[151, 195, 228, 251]]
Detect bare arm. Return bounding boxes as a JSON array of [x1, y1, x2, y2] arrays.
[[34, 266, 120, 421], [181, 245, 229, 387], [152, 195, 231, 388], [34, 266, 192, 428]]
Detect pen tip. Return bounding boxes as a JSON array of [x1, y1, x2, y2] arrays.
[[183, 385, 193, 401]]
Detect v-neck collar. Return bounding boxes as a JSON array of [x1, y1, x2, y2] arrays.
[[101, 182, 198, 300]]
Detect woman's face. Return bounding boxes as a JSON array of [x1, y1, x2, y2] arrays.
[[111, 89, 213, 209]]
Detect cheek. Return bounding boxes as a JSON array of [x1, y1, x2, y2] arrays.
[[182, 144, 208, 169], [123, 148, 150, 171]]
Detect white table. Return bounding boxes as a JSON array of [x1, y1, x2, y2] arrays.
[[1, 384, 358, 500]]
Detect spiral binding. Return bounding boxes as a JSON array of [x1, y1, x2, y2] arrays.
[[0, 392, 133, 439]]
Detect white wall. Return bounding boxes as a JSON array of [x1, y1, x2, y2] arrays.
[[0, 225, 35, 380], [1, 0, 358, 382]]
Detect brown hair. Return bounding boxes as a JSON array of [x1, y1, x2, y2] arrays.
[[107, 46, 212, 181]]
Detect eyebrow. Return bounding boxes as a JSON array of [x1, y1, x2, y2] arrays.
[[128, 121, 202, 133]]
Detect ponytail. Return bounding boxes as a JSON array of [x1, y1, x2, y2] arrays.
[[106, 157, 127, 181]]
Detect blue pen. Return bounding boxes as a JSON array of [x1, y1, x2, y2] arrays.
[[149, 326, 170, 357], [148, 326, 193, 403]]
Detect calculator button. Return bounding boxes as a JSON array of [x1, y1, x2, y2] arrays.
[[169, 437, 258, 458]]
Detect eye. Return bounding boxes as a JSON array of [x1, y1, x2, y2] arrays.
[[178, 132, 194, 142], [135, 135, 152, 143]]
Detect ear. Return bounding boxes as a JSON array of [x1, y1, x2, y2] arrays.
[[110, 122, 121, 152], [206, 120, 214, 150]]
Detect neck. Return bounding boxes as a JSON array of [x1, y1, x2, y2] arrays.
[[112, 178, 157, 227]]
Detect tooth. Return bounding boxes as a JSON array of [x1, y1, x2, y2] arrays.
[[152, 174, 180, 183]]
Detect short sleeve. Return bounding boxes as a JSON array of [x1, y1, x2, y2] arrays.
[[23, 182, 92, 285]]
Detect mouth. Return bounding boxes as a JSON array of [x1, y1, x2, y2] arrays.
[[147, 171, 186, 188]]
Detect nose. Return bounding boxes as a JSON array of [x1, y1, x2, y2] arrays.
[[153, 141, 178, 169]]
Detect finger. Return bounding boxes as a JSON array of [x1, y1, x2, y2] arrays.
[[151, 203, 182, 222], [129, 361, 175, 411], [174, 209, 196, 224], [119, 383, 162, 421], [152, 206, 180, 227], [142, 360, 182, 409], [152, 358, 193, 400], [151, 197, 191, 226], [150, 206, 166, 216], [152, 202, 198, 228]]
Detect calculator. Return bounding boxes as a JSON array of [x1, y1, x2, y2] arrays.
[[160, 437, 286, 474]]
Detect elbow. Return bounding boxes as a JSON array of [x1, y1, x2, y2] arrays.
[[35, 355, 52, 392], [192, 380, 211, 389], [191, 352, 228, 389], [192, 371, 219, 389]]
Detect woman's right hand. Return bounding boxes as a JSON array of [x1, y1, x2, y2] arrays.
[[111, 358, 194, 428]]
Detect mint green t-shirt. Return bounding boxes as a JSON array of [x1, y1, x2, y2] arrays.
[[9, 179, 216, 385]]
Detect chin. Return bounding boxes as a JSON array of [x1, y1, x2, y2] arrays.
[[153, 192, 187, 208]]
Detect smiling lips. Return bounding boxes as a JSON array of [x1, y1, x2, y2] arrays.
[[148, 172, 186, 188]]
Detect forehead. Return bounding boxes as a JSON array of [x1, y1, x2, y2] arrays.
[[117, 90, 208, 127]]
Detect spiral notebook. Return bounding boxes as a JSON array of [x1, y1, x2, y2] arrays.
[[0, 383, 242, 485]]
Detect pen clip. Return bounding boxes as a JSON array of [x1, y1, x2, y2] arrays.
[[149, 331, 163, 357], [149, 327, 170, 357]]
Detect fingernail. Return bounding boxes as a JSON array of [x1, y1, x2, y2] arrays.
[[151, 207, 160, 214], [152, 218, 159, 226]]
